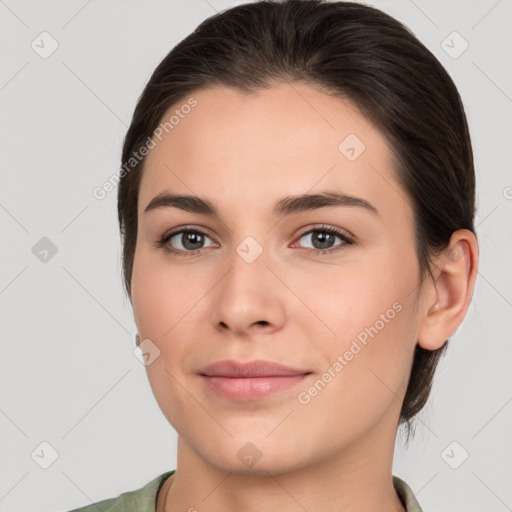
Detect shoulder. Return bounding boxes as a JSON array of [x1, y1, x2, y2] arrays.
[[66, 470, 175, 512], [67, 471, 418, 512], [393, 475, 424, 512]]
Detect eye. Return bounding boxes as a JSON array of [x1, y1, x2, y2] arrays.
[[293, 225, 354, 255], [154, 224, 354, 257], [154, 226, 216, 256]]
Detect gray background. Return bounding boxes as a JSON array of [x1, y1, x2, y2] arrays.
[[1, 0, 511, 510]]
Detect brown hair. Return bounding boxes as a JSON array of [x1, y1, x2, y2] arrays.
[[118, 0, 476, 442]]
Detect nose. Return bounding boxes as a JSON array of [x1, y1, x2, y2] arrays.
[[210, 241, 287, 338]]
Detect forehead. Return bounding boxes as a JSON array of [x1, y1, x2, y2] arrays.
[[138, 82, 408, 222]]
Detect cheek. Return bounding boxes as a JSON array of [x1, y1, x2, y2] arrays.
[[131, 253, 214, 399], [131, 251, 199, 338], [291, 249, 419, 395], [292, 297, 417, 447], [131, 254, 200, 435], [290, 250, 417, 342]]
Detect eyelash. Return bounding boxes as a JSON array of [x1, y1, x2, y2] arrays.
[[153, 224, 354, 258]]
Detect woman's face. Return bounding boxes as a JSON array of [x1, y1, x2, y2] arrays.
[[131, 82, 427, 473]]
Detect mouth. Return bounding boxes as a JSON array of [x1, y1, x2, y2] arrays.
[[198, 359, 312, 401]]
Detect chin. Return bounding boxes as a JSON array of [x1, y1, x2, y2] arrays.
[[191, 432, 312, 476]]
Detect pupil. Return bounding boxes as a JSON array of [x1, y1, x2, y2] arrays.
[[314, 231, 333, 249], [179, 231, 335, 251], [183, 232, 203, 250]]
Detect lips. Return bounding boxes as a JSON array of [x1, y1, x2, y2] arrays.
[[199, 359, 310, 378], [198, 359, 312, 401]]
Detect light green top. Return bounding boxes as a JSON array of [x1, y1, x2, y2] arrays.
[[67, 470, 423, 512]]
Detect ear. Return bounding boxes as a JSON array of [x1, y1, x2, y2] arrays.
[[417, 229, 479, 350]]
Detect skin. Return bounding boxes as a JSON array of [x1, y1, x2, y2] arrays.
[[130, 81, 478, 512]]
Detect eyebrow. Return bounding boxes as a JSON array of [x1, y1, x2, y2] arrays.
[[144, 191, 379, 218]]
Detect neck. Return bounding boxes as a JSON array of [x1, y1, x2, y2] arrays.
[[160, 416, 406, 512]]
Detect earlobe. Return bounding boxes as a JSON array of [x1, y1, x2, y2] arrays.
[[417, 229, 479, 351]]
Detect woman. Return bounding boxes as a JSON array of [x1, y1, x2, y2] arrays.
[[69, 0, 478, 510]]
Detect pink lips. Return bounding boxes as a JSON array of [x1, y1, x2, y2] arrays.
[[199, 359, 311, 401]]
